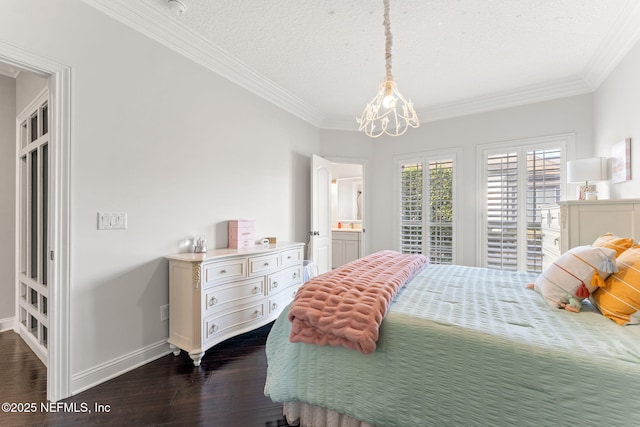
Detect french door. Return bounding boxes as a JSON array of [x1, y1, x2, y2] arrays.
[[16, 89, 50, 366]]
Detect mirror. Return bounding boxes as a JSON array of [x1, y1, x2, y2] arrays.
[[336, 177, 362, 221]]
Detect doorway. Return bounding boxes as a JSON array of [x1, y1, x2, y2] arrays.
[[0, 42, 72, 402], [309, 156, 367, 274], [330, 162, 364, 269]]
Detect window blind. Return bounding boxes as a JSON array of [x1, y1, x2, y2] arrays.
[[428, 160, 454, 264], [400, 163, 423, 254], [526, 148, 561, 271], [485, 147, 561, 272], [486, 152, 519, 271]]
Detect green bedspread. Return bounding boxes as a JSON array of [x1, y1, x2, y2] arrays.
[[264, 264, 640, 427]]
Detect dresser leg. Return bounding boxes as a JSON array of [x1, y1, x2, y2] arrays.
[[189, 352, 204, 367], [169, 344, 181, 357]]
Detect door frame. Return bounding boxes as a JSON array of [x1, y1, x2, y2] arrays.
[[2, 41, 71, 402]]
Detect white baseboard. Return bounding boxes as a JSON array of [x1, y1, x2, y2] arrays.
[[71, 339, 172, 395], [0, 317, 15, 332]]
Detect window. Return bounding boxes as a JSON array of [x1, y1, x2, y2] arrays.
[[398, 150, 459, 264], [400, 163, 423, 254], [480, 135, 569, 272]]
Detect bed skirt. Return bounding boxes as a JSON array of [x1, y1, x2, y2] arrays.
[[283, 401, 376, 427]]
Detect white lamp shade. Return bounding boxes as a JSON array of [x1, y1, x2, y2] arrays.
[[567, 157, 607, 183]]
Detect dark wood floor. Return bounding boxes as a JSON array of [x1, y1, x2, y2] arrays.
[[0, 323, 295, 427]]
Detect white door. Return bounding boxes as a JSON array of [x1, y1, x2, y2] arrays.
[[310, 154, 332, 274], [16, 89, 50, 366]]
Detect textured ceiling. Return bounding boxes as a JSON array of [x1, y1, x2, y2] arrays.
[[89, 0, 640, 129]]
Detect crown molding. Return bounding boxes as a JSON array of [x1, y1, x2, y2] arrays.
[[582, 1, 640, 89], [0, 64, 20, 78], [81, 0, 326, 127], [419, 78, 593, 124], [322, 77, 592, 131]]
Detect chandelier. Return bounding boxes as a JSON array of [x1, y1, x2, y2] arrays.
[[357, 0, 420, 138]]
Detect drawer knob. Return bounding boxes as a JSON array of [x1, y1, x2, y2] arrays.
[[253, 310, 262, 318], [264, 262, 270, 267], [252, 286, 261, 294], [292, 273, 297, 279], [209, 324, 219, 334], [208, 297, 218, 306], [273, 281, 279, 288], [220, 269, 227, 274], [271, 302, 278, 311], [287, 256, 292, 260]]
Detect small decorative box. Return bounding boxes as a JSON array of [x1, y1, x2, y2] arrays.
[[228, 220, 255, 249]]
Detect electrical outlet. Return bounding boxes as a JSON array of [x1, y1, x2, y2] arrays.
[[160, 304, 169, 321]]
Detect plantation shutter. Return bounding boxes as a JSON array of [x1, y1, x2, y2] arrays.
[[428, 160, 454, 264], [486, 152, 519, 271], [526, 148, 561, 271], [400, 163, 423, 254], [484, 144, 562, 273], [400, 158, 456, 262]]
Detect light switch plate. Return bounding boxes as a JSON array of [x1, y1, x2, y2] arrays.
[[97, 212, 127, 230]]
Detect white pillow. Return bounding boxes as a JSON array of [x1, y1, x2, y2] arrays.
[[533, 245, 616, 311]]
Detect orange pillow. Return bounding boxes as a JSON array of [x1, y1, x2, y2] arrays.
[[590, 245, 640, 325], [592, 232, 634, 257]]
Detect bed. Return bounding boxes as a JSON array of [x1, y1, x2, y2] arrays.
[[264, 249, 640, 427]]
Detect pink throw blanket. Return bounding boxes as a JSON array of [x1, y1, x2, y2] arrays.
[[288, 250, 428, 354]]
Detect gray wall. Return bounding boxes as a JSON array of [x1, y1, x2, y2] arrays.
[[0, 75, 16, 326], [594, 39, 640, 199]]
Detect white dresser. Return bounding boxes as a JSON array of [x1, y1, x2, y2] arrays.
[[541, 199, 640, 269], [166, 242, 304, 366]]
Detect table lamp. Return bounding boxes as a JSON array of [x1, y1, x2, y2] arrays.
[[567, 157, 607, 200]]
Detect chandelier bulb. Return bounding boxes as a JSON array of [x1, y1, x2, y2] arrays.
[[382, 94, 397, 109]]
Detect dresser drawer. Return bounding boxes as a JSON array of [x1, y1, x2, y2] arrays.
[[203, 259, 247, 285], [203, 277, 264, 313], [249, 253, 279, 276], [280, 247, 304, 267], [268, 265, 302, 294], [541, 206, 560, 232], [204, 302, 264, 341], [267, 284, 300, 315]]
